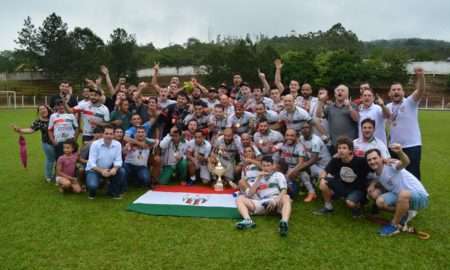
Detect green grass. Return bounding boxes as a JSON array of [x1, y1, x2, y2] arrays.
[[0, 109, 449, 270]]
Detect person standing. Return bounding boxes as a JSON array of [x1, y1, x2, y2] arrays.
[[386, 67, 425, 180]]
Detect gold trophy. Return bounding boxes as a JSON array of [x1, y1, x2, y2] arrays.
[[213, 149, 226, 191]]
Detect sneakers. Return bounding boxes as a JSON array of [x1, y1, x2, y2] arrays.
[[303, 193, 317, 203], [112, 195, 123, 200], [379, 224, 400, 237], [235, 219, 256, 230], [351, 207, 364, 219], [88, 196, 95, 200], [279, 221, 288, 237], [313, 207, 334, 215]]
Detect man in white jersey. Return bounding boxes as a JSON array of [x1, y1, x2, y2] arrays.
[[366, 144, 429, 236], [185, 129, 212, 184], [235, 156, 292, 237], [253, 118, 283, 156], [386, 67, 425, 180], [73, 89, 110, 142]]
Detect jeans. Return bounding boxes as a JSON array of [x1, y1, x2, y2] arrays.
[[42, 143, 56, 180], [86, 168, 125, 197], [123, 163, 151, 189]]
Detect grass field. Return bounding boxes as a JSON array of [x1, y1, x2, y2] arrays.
[[0, 109, 449, 270]]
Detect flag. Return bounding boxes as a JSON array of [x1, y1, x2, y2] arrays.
[[19, 135, 27, 168], [128, 185, 240, 219]]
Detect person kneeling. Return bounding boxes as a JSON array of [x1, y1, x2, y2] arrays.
[[235, 156, 292, 237], [366, 145, 429, 237], [56, 139, 82, 193]]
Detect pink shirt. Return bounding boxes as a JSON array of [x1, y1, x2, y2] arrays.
[[57, 153, 78, 177]]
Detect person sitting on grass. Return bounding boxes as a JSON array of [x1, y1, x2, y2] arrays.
[[85, 125, 125, 199], [235, 156, 292, 237], [159, 126, 187, 185], [313, 136, 371, 218], [237, 146, 262, 196], [365, 145, 429, 237], [56, 139, 82, 193]]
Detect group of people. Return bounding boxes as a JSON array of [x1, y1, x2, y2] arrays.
[[11, 60, 429, 237]]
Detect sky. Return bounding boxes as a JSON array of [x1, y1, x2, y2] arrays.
[[1, 0, 450, 50]]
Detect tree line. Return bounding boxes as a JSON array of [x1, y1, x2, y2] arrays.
[[1, 13, 450, 91]]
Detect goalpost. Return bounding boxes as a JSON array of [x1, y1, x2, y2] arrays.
[[0, 91, 17, 109]]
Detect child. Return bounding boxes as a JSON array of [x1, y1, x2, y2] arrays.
[[56, 139, 82, 193]]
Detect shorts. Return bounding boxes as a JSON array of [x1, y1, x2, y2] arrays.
[[381, 191, 429, 210], [251, 196, 285, 215], [325, 177, 365, 204]]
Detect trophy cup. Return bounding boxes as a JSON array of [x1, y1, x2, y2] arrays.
[[213, 150, 226, 191]]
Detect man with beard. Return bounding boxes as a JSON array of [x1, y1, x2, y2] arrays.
[[386, 67, 425, 180], [50, 81, 78, 109], [366, 145, 429, 236], [295, 83, 319, 117], [162, 91, 191, 136], [313, 136, 371, 218], [207, 104, 228, 143], [253, 102, 280, 131], [184, 100, 209, 131], [209, 128, 243, 183], [253, 118, 283, 156], [73, 89, 110, 143], [358, 88, 390, 145], [185, 129, 212, 184], [353, 118, 390, 159], [227, 102, 255, 135]]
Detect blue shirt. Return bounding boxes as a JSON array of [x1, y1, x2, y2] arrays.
[[86, 139, 123, 171], [125, 122, 152, 139]]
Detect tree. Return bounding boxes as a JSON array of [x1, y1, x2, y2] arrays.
[[281, 50, 317, 87], [106, 28, 140, 82], [15, 16, 40, 69]]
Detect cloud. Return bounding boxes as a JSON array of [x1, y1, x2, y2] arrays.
[[1, 0, 450, 51]]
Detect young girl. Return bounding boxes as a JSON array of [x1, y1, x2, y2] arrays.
[[56, 140, 81, 193], [12, 105, 55, 182]]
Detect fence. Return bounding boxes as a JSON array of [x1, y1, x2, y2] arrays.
[[1, 94, 449, 110]]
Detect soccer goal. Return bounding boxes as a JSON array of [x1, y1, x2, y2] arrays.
[[0, 91, 17, 109]]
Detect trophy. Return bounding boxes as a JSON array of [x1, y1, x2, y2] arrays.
[[213, 150, 226, 191]]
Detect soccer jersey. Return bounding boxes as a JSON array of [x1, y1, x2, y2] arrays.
[[48, 113, 78, 143], [74, 101, 110, 136], [125, 146, 150, 167], [183, 113, 209, 129], [299, 134, 331, 168], [215, 135, 243, 161], [254, 110, 280, 126], [386, 96, 422, 148], [295, 96, 319, 117], [274, 143, 304, 169], [377, 162, 428, 196], [208, 115, 228, 135], [158, 98, 176, 110], [227, 111, 255, 134], [201, 98, 220, 110], [241, 163, 261, 186], [253, 129, 284, 155], [256, 172, 288, 200], [185, 139, 212, 165], [279, 106, 312, 132]]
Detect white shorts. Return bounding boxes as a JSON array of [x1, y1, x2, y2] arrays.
[[251, 196, 284, 215]]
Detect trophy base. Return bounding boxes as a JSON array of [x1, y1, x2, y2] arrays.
[[214, 182, 224, 192]]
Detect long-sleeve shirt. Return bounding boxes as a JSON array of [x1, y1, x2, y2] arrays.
[[160, 134, 187, 166], [86, 139, 123, 171]]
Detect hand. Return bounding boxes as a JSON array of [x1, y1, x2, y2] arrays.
[[191, 78, 198, 87], [414, 67, 424, 77], [343, 99, 351, 108], [100, 65, 109, 75], [389, 143, 402, 153], [274, 59, 283, 69], [95, 76, 102, 85], [101, 169, 110, 177], [109, 168, 118, 176], [138, 81, 147, 89], [11, 124, 20, 133], [375, 94, 384, 106], [257, 69, 266, 79], [318, 91, 328, 102], [153, 62, 160, 71], [266, 199, 277, 211]]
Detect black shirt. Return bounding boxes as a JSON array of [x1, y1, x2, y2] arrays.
[[325, 156, 371, 190], [161, 103, 190, 136], [31, 119, 51, 144], [49, 94, 78, 109]]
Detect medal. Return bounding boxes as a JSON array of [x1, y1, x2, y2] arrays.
[[235, 123, 240, 128]]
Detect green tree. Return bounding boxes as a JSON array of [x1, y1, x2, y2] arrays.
[[106, 28, 140, 82]]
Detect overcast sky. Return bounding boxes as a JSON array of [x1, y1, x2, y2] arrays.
[[1, 0, 449, 50]]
